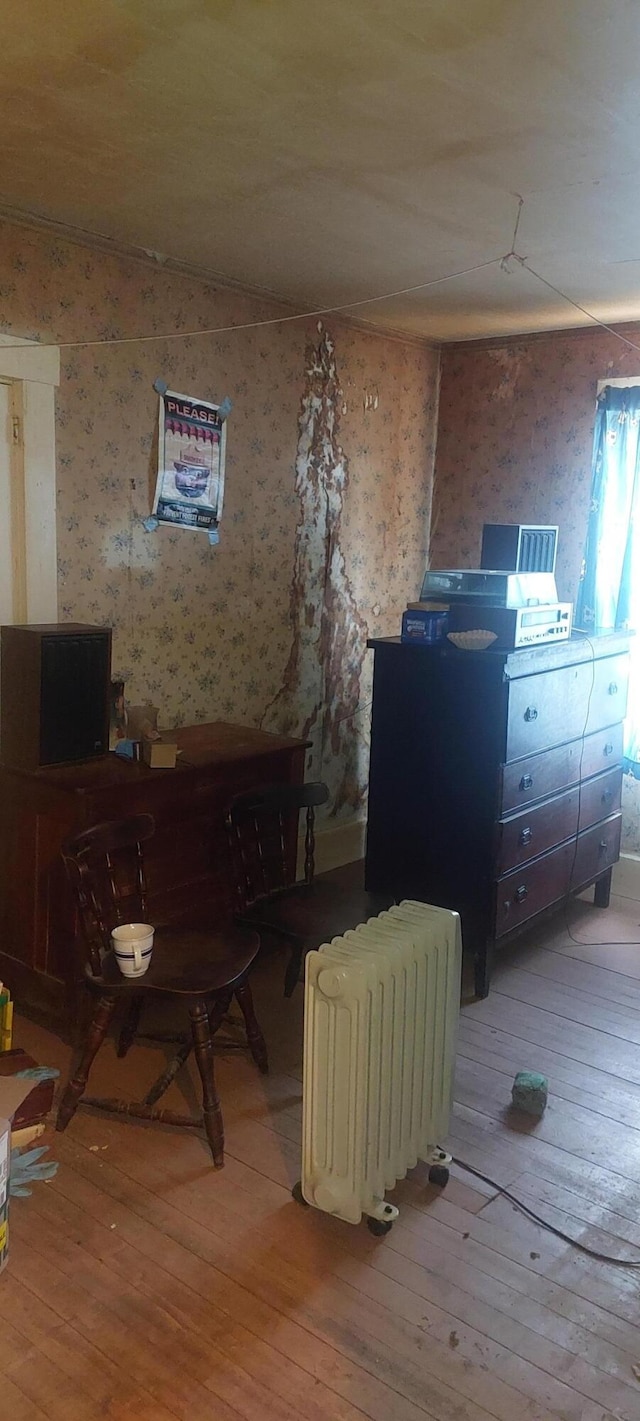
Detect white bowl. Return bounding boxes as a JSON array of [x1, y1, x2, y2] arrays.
[[446, 630, 498, 651]]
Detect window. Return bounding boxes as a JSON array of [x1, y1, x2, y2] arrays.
[[577, 379, 640, 773]]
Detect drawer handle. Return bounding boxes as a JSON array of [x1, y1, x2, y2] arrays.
[[524, 706, 538, 722], [601, 788, 613, 803], [603, 742, 614, 756], [514, 884, 528, 904], [609, 682, 618, 695], [519, 827, 533, 846], [519, 774, 534, 791], [599, 839, 609, 852]]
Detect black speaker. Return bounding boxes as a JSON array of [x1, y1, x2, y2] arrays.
[[480, 523, 558, 574], [0, 623, 112, 770]]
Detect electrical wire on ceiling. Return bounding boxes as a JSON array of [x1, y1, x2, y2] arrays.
[[2, 196, 640, 354], [0, 255, 505, 351]]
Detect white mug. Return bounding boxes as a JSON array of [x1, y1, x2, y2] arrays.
[[111, 922, 155, 977]]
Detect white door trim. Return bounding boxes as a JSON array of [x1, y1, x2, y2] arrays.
[[0, 335, 60, 623]]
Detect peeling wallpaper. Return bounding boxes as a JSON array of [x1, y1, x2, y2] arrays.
[[262, 328, 370, 815], [431, 325, 640, 850], [0, 220, 438, 823]]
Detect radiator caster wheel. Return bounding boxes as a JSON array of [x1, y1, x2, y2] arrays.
[[291, 1181, 308, 1207], [367, 1216, 393, 1237], [428, 1164, 450, 1188]]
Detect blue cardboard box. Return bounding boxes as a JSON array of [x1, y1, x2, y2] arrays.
[[401, 608, 448, 644]]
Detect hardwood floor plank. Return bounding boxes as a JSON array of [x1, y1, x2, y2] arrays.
[[491, 967, 640, 1040], [9, 878, 640, 1421], [457, 1017, 640, 1131], [0, 1312, 108, 1421], [51, 1126, 636, 1421], [454, 1055, 640, 1185], [446, 1106, 640, 1242], [0, 1373, 50, 1421], [500, 943, 640, 1010], [508, 1171, 640, 1247], [23, 1179, 372, 1421], [8, 1230, 248, 1421], [51, 1141, 554, 1421], [0, 1283, 179, 1421], [45, 1155, 449, 1421], [461, 991, 640, 1085]]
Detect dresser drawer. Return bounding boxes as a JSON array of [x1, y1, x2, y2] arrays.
[[578, 767, 623, 832], [506, 662, 592, 760], [495, 787, 579, 875], [499, 739, 582, 814], [580, 722, 623, 779], [585, 653, 629, 734], [570, 813, 622, 890], [495, 840, 574, 938]]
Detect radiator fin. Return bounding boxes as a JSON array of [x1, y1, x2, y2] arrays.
[[302, 900, 461, 1224]]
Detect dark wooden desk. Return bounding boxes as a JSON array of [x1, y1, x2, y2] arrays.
[[0, 721, 307, 1021]]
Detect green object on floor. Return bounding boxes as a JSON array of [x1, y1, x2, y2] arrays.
[[511, 1070, 548, 1117]]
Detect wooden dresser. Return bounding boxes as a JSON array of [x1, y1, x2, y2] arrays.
[[0, 721, 307, 1022], [365, 632, 630, 996]]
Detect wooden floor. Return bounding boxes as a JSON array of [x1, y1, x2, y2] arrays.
[[4, 880, 640, 1421]]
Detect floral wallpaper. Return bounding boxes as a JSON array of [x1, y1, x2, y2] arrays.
[[0, 218, 438, 825], [431, 325, 640, 850]]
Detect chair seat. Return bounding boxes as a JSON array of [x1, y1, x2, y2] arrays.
[[240, 879, 395, 948], [86, 917, 260, 997]]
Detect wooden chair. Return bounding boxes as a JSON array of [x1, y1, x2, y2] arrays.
[[56, 813, 267, 1168], [226, 781, 395, 996]]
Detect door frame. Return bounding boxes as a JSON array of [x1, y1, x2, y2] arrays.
[[0, 333, 60, 623]]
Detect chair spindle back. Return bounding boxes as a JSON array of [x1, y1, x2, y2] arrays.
[[62, 814, 155, 977], [226, 782, 329, 911]]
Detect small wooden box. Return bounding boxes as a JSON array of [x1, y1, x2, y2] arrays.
[[142, 736, 178, 769]]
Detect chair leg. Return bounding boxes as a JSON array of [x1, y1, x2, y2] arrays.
[[56, 993, 117, 1132], [208, 987, 233, 1037], [143, 1034, 192, 1107], [117, 995, 145, 1058], [189, 998, 225, 1168], [234, 979, 269, 1074], [284, 944, 303, 998]]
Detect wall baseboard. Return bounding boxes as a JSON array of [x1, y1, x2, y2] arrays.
[[299, 817, 367, 877], [612, 852, 640, 903]]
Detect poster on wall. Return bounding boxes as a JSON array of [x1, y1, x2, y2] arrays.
[[152, 389, 227, 533]]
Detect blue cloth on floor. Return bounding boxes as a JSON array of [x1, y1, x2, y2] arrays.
[[10, 1145, 59, 1197], [15, 1066, 60, 1082]]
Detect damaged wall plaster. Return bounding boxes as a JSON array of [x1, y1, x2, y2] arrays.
[[262, 325, 369, 816]]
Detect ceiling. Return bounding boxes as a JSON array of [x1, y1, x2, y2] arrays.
[[3, 0, 640, 342]]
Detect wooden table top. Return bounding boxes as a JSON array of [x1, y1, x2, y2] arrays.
[[2, 721, 308, 791]]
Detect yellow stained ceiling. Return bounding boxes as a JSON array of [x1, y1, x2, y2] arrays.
[[3, 0, 640, 340]]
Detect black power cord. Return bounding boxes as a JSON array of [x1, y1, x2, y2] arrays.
[[451, 1156, 640, 1268]]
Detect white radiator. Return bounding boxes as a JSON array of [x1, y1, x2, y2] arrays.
[[300, 900, 462, 1231]]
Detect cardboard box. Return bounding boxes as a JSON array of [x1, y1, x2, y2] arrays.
[[0, 1050, 55, 1130], [0, 1117, 8, 1274], [142, 736, 178, 769], [0, 1074, 36, 1275]]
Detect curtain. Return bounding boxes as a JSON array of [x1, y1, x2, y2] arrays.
[[576, 383, 640, 774]]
